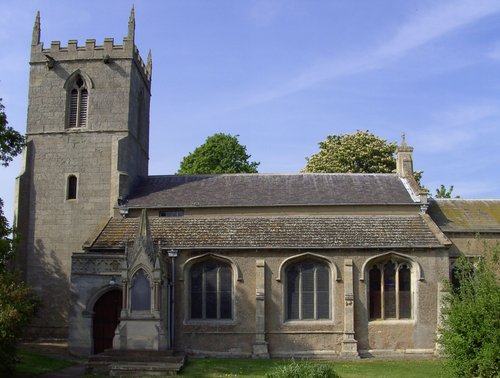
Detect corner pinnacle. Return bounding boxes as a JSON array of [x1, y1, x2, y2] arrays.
[[32, 11, 41, 46]]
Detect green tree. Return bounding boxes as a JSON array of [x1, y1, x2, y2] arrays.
[[438, 241, 500, 377], [302, 130, 397, 173], [178, 133, 259, 174], [0, 98, 38, 375], [0, 99, 25, 167], [435, 184, 460, 198]]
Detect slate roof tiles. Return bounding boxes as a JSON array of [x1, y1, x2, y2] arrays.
[[90, 215, 443, 250], [126, 174, 416, 208]]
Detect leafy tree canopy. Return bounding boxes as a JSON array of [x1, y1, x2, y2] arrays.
[[435, 184, 460, 198], [439, 241, 500, 377], [0, 199, 14, 273], [0, 98, 25, 269], [0, 98, 38, 375], [0, 98, 25, 167], [302, 130, 397, 173], [177, 133, 259, 174]]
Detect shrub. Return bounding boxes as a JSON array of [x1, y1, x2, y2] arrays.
[[266, 359, 339, 378], [438, 241, 500, 378], [0, 271, 40, 375]]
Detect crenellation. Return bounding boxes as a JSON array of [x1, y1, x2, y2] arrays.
[[50, 41, 60, 51], [68, 40, 77, 51]]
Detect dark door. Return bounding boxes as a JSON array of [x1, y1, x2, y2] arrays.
[[93, 289, 122, 354]]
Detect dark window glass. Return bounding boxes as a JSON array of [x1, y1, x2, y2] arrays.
[[190, 260, 233, 320], [316, 265, 330, 319], [286, 260, 330, 321], [190, 265, 203, 318], [399, 265, 411, 319], [219, 266, 232, 319], [383, 262, 396, 318], [369, 266, 381, 319], [369, 259, 412, 320], [130, 269, 151, 311], [67, 175, 77, 200], [287, 267, 300, 320]]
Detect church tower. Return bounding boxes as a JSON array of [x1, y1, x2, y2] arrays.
[[15, 9, 152, 337]]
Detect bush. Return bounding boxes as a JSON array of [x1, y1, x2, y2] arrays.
[[0, 271, 39, 375], [438, 241, 500, 378], [266, 359, 339, 378]]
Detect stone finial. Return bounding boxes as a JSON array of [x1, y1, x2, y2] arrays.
[[128, 5, 136, 41], [146, 49, 153, 79], [32, 11, 41, 46], [137, 208, 150, 240]]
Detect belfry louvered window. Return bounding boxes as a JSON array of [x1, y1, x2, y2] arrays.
[[68, 75, 88, 128], [190, 260, 232, 320], [369, 260, 412, 320], [286, 260, 330, 320]]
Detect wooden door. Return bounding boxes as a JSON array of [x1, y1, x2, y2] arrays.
[[93, 289, 122, 354]]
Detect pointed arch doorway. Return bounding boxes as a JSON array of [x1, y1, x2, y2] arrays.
[[93, 289, 122, 354]]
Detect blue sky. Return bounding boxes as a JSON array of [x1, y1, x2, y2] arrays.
[[1, 0, 500, 222]]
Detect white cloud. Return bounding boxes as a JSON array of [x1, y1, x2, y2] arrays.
[[414, 103, 500, 153], [376, 0, 500, 58], [239, 0, 500, 107]]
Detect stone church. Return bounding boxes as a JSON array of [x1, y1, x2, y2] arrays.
[[15, 10, 500, 358]]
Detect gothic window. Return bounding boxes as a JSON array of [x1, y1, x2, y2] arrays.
[[130, 269, 151, 312], [190, 260, 232, 320], [67, 75, 88, 128], [66, 175, 77, 200], [285, 260, 330, 321], [369, 260, 412, 320]]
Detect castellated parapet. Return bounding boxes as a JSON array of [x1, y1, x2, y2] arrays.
[[30, 9, 152, 84]]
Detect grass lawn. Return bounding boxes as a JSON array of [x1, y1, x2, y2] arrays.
[[14, 349, 78, 377], [179, 357, 451, 378], [13, 349, 451, 378]]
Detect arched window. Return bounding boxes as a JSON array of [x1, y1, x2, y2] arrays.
[[285, 260, 330, 321], [369, 259, 412, 320], [66, 175, 77, 200], [190, 260, 232, 320], [130, 269, 151, 312], [68, 75, 88, 128]]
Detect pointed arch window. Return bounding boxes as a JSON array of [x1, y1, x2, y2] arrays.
[[130, 269, 151, 312], [67, 75, 88, 128], [190, 260, 232, 320], [369, 260, 412, 320], [285, 260, 330, 321]]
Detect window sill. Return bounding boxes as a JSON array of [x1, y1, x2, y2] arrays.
[[184, 319, 236, 326], [283, 319, 335, 326], [368, 318, 415, 325]]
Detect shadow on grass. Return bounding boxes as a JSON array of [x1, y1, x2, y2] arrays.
[[14, 349, 78, 377]]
